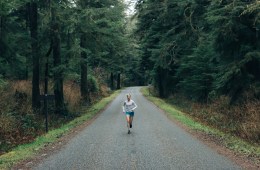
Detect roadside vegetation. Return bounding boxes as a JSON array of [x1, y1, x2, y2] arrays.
[[141, 87, 260, 164], [134, 0, 259, 153], [0, 77, 109, 155], [0, 0, 133, 157], [0, 89, 120, 169]]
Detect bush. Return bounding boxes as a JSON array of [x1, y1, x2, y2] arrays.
[[88, 75, 99, 93], [0, 112, 16, 134], [66, 73, 81, 83], [0, 76, 7, 89]]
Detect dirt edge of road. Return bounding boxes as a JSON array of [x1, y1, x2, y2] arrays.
[[142, 95, 260, 170]]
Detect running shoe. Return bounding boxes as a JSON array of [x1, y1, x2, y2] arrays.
[[128, 130, 130, 134]]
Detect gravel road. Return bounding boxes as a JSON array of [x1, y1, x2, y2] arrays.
[[34, 87, 241, 170]]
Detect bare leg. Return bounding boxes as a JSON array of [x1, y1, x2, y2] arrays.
[[130, 116, 133, 125], [126, 115, 130, 130]]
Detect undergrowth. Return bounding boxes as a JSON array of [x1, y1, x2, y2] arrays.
[[0, 78, 110, 155], [0, 90, 120, 169]]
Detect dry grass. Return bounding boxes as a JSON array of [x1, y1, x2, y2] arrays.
[[0, 81, 26, 135], [0, 78, 110, 154], [0, 113, 16, 134], [168, 94, 260, 144], [11, 80, 32, 95], [63, 81, 81, 113], [240, 100, 260, 142], [0, 80, 37, 153], [0, 80, 81, 153], [99, 84, 109, 97]]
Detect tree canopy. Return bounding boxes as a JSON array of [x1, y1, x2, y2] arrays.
[[135, 0, 260, 102]]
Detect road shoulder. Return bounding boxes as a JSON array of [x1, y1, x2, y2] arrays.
[[140, 87, 260, 170]]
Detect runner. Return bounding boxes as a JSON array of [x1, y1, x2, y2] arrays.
[[122, 93, 137, 134]]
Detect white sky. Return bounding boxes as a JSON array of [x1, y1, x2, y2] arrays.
[[123, 0, 137, 16]]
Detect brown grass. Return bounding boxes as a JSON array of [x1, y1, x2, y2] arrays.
[[11, 80, 32, 95], [240, 100, 260, 142], [168, 94, 260, 144], [0, 80, 81, 154], [0, 78, 110, 154], [0, 113, 16, 134], [99, 84, 109, 97], [0, 80, 37, 153], [63, 81, 81, 113]]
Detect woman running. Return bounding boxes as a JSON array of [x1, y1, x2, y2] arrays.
[[122, 93, 137, 134]]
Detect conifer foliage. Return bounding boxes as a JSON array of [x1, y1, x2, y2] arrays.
[[135, 0, 260, 102], [0, 0, 129, 152], [0, 0, 127, 110]]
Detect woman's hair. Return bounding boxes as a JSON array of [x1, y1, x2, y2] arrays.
[[126, 93, 131, 98]]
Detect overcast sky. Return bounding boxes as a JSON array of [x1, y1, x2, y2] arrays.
[[124, 0, 137, 16]]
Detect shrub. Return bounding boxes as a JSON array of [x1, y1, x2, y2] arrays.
[[88, 75, 99, 93], [0, 112, 16, 134], [240, 100, 260, 142], [0, 76, 7, 89]]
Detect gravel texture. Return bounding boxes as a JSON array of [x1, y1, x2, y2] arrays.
[[34, 87, 241, 170]]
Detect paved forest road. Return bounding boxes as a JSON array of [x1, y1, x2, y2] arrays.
[[34, 87, 240, 170]]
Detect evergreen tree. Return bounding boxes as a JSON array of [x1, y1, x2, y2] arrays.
[[207, 0, 260, 102], [29, 1, 40, 109], [135, 0, 259, 101]]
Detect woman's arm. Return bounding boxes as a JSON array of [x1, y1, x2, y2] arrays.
[[122, 102, 126, 112], [131, 100, 137, 111]]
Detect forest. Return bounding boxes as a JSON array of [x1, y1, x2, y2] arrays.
[[0, 0, 137, 154], [134, 0, 260, 144], [0, 0, 259, 155]]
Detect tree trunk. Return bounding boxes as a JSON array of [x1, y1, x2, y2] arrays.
[[80, 33, 88, 101], [110, 72, 114, 90], [157, 67, 169, 98], [30, 2, 40, 109], [117, 73, 120, 89], [65, 30, 71, 67], [0, 16, 2, 46], [25, 57, 29, 80], [0, 16, 3, 58], [52, 8, 64, 114]]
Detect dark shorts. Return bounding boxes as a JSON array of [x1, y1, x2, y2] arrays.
[[125, 111, 134, 117]]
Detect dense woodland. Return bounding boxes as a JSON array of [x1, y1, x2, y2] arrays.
[[0, 0, 136, 153], [0, 0, 259, 154], [134, 0, 260, 143]]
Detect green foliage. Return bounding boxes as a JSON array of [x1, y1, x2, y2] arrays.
[[135, 0, 260, 102], [87, 75, 99, 93], [0, 1, 30, 79], [176, 39, 215, 101], [0, 76, 7, 89], [0, 0, 128, 81], [20, 114, 39, 136], [0, 0, 129, 154]]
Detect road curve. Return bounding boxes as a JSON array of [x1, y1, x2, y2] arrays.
[[33, 87, 240, 170]]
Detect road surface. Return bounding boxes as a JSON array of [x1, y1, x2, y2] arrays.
[[34, 87, 240, 170]]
